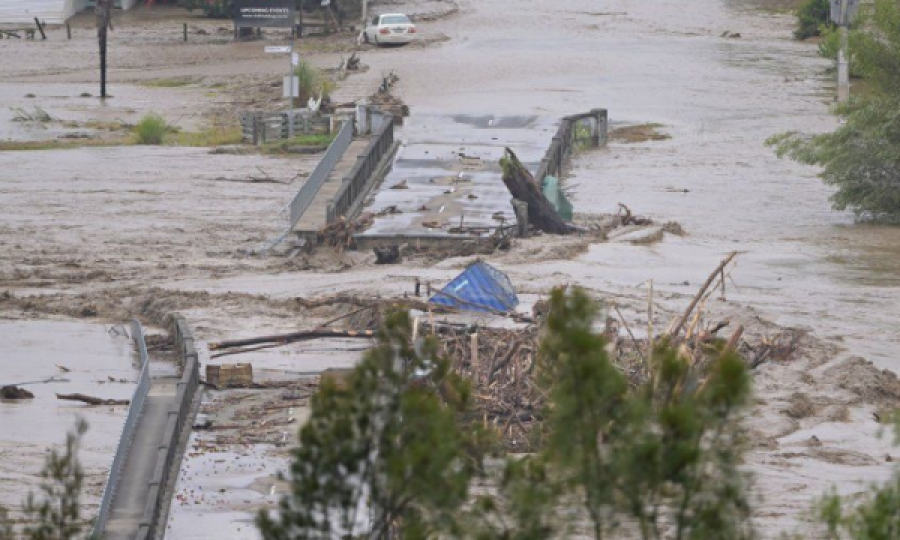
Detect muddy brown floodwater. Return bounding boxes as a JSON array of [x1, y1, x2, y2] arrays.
[[2, 0, 900, 537], [0, 321, 136, 521]]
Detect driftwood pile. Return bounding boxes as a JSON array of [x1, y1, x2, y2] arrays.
[[317, 213, 374, 249], [426, 323, 542, 452], [205, 253, 802, 450]]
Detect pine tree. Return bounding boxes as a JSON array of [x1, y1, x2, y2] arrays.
[[257, 311, 484, 540], [534, 287, 754, 540], [0, 420, 89, 540]]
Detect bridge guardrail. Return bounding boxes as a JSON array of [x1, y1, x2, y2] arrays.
[[534, 108, 608, 185], [92, 319, 151, 539], [289, 119, 354, 227], [326, 113, 395, 223], [135, 315, 200, 540]]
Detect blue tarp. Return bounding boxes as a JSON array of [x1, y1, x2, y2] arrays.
[[429, 261, 519, 313]]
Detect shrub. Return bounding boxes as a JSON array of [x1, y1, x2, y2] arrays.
[[134, 113, 169, 145], [293, 61, 336, 105], [178, 0, 233, 18], [795, 0, 832, 40]]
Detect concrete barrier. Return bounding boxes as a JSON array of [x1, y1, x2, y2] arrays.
[[534, 108, 608, 187]]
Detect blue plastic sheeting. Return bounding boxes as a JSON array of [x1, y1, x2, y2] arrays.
[[429, 261, 519, 313]]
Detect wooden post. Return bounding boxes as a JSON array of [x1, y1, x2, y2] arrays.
[[183, 23, 187, 42], [34, 18, 46, 40], [66, 22, 71, 40], [470, 333, 479, 381], [96, 0, 113, 99], [511, 198, 529, 238]]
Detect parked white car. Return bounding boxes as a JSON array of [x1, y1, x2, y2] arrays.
[[363, 13, 417, 45]]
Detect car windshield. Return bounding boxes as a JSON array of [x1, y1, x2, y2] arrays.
[[381, 15, 411, 25]]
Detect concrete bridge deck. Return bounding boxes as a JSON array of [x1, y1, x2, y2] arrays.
[[292, 137, 371, 236], [355, 114, 559, 243], [101, 363, 179, 540]]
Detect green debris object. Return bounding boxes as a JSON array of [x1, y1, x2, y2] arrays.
[[541, 175, 574, 221]]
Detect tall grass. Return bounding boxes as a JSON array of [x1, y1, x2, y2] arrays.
[[134, 113, 169, 145], [293, 61, 336, 104]]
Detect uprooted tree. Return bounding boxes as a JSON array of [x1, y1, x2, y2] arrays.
[[500, 148, 575, 235]]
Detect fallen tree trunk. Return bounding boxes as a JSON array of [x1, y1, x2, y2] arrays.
[[209, 329, 376, 351], [57, 393, 129, 406], [500, 148, 574, 235]]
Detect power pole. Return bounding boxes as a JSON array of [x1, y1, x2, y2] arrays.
[[96, 0, 113, 99], [362, 0, 367, 27], [837, 0, 849, 102]]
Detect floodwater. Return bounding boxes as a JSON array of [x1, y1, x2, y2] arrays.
[[353, 0, 900, 371], [0, 321, 136, 518]]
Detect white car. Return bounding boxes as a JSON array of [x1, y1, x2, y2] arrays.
[[363, 13, 417, 45]]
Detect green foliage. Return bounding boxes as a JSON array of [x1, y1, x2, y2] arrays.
[[1, 420, 89, 540], [535, 287, 754, 540], [464, 456, 562, 540], [818, 416, 900, 539], [795, 0, 833, 40], [133, 113, 170, 145], [293, 61, 336, 105], [178, 0, 233, 18], [771, 0, 900, 222], [258, 311, 485, 540], [260, 289, 755, 540]]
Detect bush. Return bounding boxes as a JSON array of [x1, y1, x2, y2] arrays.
[[795, 0, 832, 40], [178, 0, 233, 18], [292, 61, 336, 105], [134, 113, 169, 145]]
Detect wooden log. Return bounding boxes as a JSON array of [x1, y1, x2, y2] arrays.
[[500, 148, 574, 235], [56, 393, 129, 406], [209, 329, 376, 351]]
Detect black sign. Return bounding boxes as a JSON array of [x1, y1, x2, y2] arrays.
[[234, 0, 296, 28]]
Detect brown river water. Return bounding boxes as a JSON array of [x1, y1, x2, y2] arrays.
[[352, 0, 900, 370], [1, 0, 899, 536]]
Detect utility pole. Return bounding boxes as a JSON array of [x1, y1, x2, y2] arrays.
[[96, 0, 113, 99], [837, 0, 849, 102], [362, 0, 368, 28]]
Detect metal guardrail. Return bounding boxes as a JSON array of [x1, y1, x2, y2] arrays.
[[240, 111, 332, 145], [289, 119, 355, 227], [327, 113, 395, 223], [92, 319, 152, 539], [135, 315, 200, 540], [534, 108, 608, 185]]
